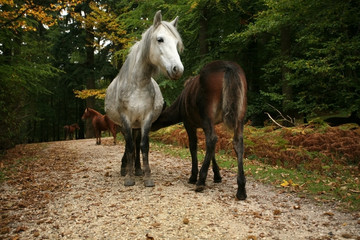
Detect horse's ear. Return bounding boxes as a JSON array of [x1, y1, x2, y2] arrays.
[[153, 10, 162, 28], [170, 16, 179, 28]]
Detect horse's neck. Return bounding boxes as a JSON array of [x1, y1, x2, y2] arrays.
[[151, 98, 182, 131], [123, 42, 157, 85], [88, 109, 101, 117]]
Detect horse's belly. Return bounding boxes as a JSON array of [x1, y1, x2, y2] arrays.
[[127, 91, 163, 128]]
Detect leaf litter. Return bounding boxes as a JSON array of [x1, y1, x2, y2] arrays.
[[0, 138, 359, 239]]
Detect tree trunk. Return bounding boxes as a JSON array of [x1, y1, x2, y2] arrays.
[[84, 17, 95, 138], [78, 100, 86, 139], [199, 8, 209, 56], [280, 26, 293, 112]]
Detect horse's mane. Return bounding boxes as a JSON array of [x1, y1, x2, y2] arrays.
[[184, 76, 197, 87], [161, 21, 184, 53], [87, 108, 103, 116], [141, 21, 183, 58], [120, 21, 184, 80]]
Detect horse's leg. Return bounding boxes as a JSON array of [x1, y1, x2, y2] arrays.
[[120, 120, 135, 186], [212, 156, 222, 183], [124, 140, 136, 186], [233, 121, 247, 200], [133, 129, 143, 176], [196, 119, 217, 192], [112, 127, 117, 145], [184, 123, 198, 184], [120, 129, 142, 177], [141, 119, 154, 187], [121, 152, 127, 176], [95, 128, 99, 145], [96, 130, 101, 145]]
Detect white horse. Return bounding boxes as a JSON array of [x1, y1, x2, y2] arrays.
[[105, 11, 184, 187]]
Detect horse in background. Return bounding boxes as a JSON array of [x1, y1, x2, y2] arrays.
[[105, 10, 183, 187], [64, 123, 80, 140], [81, 108, 117, 145], [151, 60, 248, 200]]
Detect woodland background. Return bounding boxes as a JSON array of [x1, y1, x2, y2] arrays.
[[1, 0, 359, 149]]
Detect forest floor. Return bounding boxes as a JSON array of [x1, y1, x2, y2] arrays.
[[1, 137, 360, 240]]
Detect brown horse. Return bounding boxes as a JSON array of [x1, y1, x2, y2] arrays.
[[151, 60, 248, 200], [82, 108, 117, 145], [64, 123, 80, 140]]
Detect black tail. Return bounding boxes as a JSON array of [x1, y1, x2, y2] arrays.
[[222, 64, 247, 129]]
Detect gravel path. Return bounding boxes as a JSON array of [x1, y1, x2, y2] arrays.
[[1, 137, 359, 239]]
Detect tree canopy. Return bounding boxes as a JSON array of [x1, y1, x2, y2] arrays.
[[1, 0, 359, 149]]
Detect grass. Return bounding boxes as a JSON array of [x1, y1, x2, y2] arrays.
[[148, 124, 360, 212]]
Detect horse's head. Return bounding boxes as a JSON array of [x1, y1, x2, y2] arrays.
[[148, 10, 184, 80], [81, 108, 89, 120], [72, 123, 80, 130]]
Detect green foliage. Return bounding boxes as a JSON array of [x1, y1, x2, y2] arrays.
[[1, 0, 360, 146], [238, 0, 360, 117], [0, 27, 60, 148]]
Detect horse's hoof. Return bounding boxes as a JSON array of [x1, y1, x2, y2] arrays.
[[135, 168, 143, 176], [236, 192, 247, 201], [144, 179, 155, 187], [188, 176, 197, 184], [124, 178, 135, 186], [195, 185, 205, 192], [214, 176, 222, 183]]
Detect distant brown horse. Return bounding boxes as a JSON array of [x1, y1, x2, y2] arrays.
[[82, 108, 117, 145], [151, 61, 248, 200], [64, 123, 80, 140]]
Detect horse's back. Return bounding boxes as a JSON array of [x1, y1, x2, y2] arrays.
[[182, 62, 227, 126], [182, 61, 246, 128]]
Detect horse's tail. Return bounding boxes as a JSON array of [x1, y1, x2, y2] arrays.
[[222, 64, 247, 129], [63, 125, 69, 140]]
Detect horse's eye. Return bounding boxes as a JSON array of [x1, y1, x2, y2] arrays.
[[157, 37, 164, 43]]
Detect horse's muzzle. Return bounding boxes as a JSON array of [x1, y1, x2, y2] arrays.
[[168, 64, 184, 80]]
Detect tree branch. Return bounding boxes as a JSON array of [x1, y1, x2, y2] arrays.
[[264, 112, 288, 128], [267, 103, 295, 126]]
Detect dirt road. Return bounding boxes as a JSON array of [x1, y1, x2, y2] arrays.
[[1, 138, 359, 239]]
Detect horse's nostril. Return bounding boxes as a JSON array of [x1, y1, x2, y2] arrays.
[[173, 66, 177, 73]]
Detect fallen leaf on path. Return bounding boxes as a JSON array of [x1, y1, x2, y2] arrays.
[[341, 233, 353, 239], [146, 233, 154, 240], [293, 205, 301, 210], [151, 222, 161, 228], [246, 235, 257, 240], [273, 209, 281, 215]]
